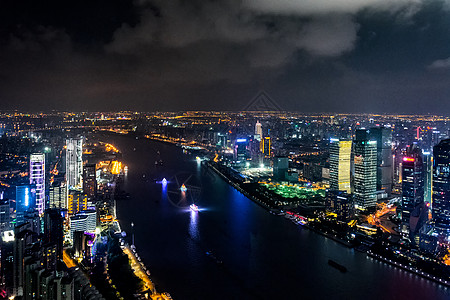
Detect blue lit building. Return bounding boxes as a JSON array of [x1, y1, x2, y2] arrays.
[[15, 185, 36, 225], [432, 139, 450, 236], [234, 138, 249, 163]]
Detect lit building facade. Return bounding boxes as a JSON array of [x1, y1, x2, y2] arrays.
[[354, 130, 377, 209], [69, 210, 96, 241], [66, 138, 83, 189], [260, 137, 271, 157], [255, 121, 263, 141], [68, 191, 88, 215], [329, 138, 352, 194], [15, 185, 36, 225], [325, 190, 354, 221], [401, 145, 424, 235], [30, 153, 45, 215], [273, 156, 289, 181], [234, 138, 249, 162], [83, 164, 97, 199], [423, 151, 433, 206], [49, 180, 68, 210], [432, 139, 450, 235], [369, 127, 393, 194]]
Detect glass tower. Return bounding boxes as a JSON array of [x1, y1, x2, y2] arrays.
[[432, 139, 450, 235], [401, 145, 424, 235], [329, 138, 352, 194], [30, 153, 45, 215], [66, 137, 83, 189], [354, 130, 377, 209]]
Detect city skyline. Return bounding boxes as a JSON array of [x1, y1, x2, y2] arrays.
[[1, 1, 450, 113]]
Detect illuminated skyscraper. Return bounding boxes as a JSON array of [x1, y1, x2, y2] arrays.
[[234, 138, 249, 162], [260, 137, 271, 157], [422, 151, 433, 206], [353, 130, 377, 209], [66, 138, 83, 189], [67, 191, 88, 215], [49, 179, 68, 209], [273, 156, 289, 181], [329, 138, 352, 194], [83, 164, 97, 199], [432, 139, 450, 234], [30, 153, 45, 215], [15, 185, 36, 225], [401, 145, 424, 235], [368, 127, 393, 194], [255, 121, 262, 141]]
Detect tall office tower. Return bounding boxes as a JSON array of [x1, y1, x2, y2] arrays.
[[234, 138, 249, 162], [432, 139, 450, 235], [66, 137, 83, 189], [255, 120, 263, 141], [43, 209, 64, 260], [353, 130, 378, 209], [329, 138, 352, 194], [16, 185, 36, 225], [49, 179, 68, 209], [401, 145, 424, 235], [0, 199, 10, 232], [30, 153, 45, 215], [423, 151, 433, 206], [369, 127, 393, 194], [260, 136, 272, 157], [83, 164, 97, 199], [67, 191, 88, 215], [273, 156, 289, 181]]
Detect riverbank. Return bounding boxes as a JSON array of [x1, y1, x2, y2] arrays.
[[367, 251, 450, 288], [205, 161, 352, 247], [204, 160, 450, 287]]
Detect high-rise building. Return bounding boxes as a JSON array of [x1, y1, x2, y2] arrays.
[[43, 209, 64, 260], [401, 145, 424, 235], [353, 130, 377, 209], [325, 190, 354, 221], [329, 138, 352, 194], [432, 139, 450, 235], [0, 199, 10, 233], [234, 138, 249, 162], [16, 185, 36, 225], [66, 138, 83, 189], [260, 136, 271, 157], [49, 179, 68, 210], [423, 151, 433, 206], [67, 191, 88, 215], [255, 121, 263, 141], [30, 153, 45, 215], [368, 127, 393, 194], [69, 210, 96, 241], [83, 164, 97, 199], [273, 156, 289, 181]]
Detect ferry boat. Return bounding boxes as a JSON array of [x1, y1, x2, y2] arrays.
[[180, 184, 187, 192], [328, 259, 347, 273], [190, 204, 199, 211]]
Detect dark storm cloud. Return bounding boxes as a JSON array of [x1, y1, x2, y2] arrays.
[[1, 0, 450, 112]]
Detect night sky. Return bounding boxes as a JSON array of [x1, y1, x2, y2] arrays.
[[1, 0, 450, 113]]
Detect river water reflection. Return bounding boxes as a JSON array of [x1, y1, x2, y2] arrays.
[[103, 133, 450, 300]]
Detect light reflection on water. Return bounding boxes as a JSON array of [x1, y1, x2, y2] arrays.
[[107, 133, 450, 300]]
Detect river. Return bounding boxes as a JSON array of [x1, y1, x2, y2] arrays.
[[101, 133, 450, 300]]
